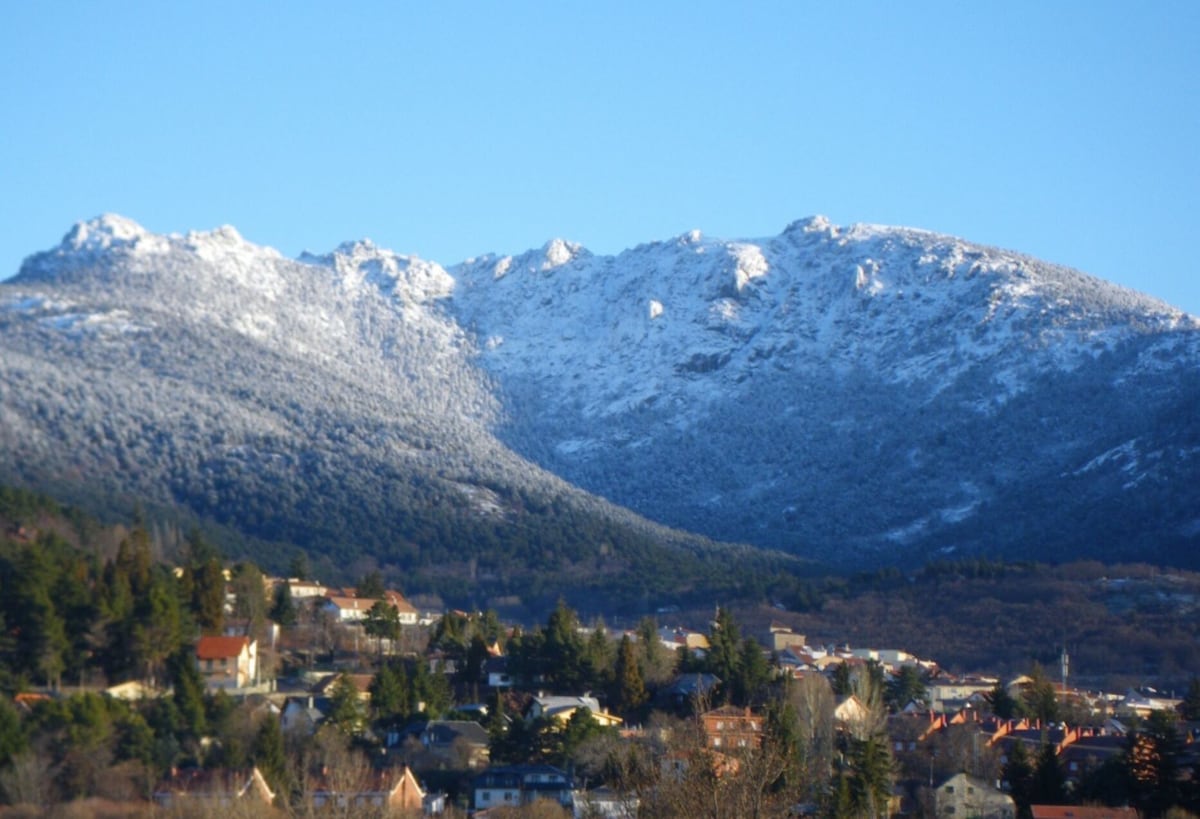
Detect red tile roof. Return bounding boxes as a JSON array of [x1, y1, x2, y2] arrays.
[[196, 636, 250, 660]]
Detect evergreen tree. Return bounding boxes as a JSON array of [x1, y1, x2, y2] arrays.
[[1127, 709, 1185, 818], [363, 601, 401, 656], [582, 625, 613, 693], [1031, 741, 1066, 805], [167, 648, 207, 740], [831, 662, 853, 698], [885, 665, 928, 712], [486, 688, 509, 754], [10, 546, 68, 689], [132, 574, 184, 686], [287, 551, 310, 581], [847, 734, 894, 819], [327, 673, 365, 735], [543, 599, 586, 690], [462, 633, 491, 694], [369, 663, 407, 721], [411, 661, 453, 718], [251, 716, 291, 799], [634, 616, 671, 683], [1003, 740, 1036, 819], [0, 696, 26, 767], [188, 557, 226, 635], [985, 681, 1020, 720], [230, 562, 268, 635], [270, 582, 297, 627], [559, 707, 613, 767], [613, 635, 647, 713], [707, 607, 742, 703], [116, 527, 153, 599], [732, 637, 773, 706], [114, 707, 156, 768], [766, 698, 804, 794], [1022, 663, 1059, 725]]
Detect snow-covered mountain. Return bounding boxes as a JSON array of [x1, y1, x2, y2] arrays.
[[2, 215, 1198, 585]]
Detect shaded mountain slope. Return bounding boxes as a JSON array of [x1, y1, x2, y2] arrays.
[[1, 213, 1197, 594]]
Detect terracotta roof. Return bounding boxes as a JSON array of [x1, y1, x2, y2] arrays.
[[196, 636, 250, 660], [326, 595, 371, 610], [384, 590, 417, 613]]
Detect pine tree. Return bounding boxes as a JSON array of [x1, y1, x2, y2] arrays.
[[848, 735, 894, 819], [369, 663, 407, 721], [167, 648, 207, 740], [1022, 663, 1059, 725], [885, 665, 927, 711], [733, 637, 772, 706], [0, 696, 26, 767], [188, 558, 226, 635], [133, 573, 184, 686], [327, 672, 365, 735], [985, 681, 1020, 720], [1032, 741, 1066, 805], [270, 582, 297, 626], [287, 551, 310, 581], [831, 662, 853, 697], [1003, 740, 1035, 819], [251, 716, 291, 799], [544, 599, 586, 690], [707, 607, 742, 703], [613, 635, 647, 713]]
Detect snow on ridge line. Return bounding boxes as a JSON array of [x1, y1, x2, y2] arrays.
[[23, 214, 1200, 324]]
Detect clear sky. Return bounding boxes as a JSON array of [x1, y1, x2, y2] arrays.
[[2, 2, 1197, 314]]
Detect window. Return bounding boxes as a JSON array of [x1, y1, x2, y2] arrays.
[[944, 786, 954, 794], [967, 787, 975, 795]]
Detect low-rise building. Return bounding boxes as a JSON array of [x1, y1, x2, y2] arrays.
[[153, 766, 274, 808], [195, 636, 258, 690], [309, 766, 426, 813], [700, 705, 763, 750], [933, 772, 1014, 819], [472, 764, 574, 813]]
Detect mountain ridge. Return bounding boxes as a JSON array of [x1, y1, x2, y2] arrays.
[[3, 215, 1198, 588]]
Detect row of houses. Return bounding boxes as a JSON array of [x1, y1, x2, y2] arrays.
[[151, 764, 441, 814]]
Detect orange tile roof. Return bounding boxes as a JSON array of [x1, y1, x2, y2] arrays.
[[196, 636, 250, 660]]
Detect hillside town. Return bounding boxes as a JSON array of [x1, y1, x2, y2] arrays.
[[2, 547, 1199, 819]]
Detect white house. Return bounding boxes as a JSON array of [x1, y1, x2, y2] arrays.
[[195, 636, 258, 690], [324, 595, 372, 622]]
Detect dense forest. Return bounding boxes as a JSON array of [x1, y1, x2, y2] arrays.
[[4, 485, 1200, 690]]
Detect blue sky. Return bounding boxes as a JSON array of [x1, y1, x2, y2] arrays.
[[3, 2, 1198, 313]]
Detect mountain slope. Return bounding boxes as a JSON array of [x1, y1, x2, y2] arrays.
[[448, 217, 1200, 565], [1, 214, 1198, 589], [0, 216, 793, 608]]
